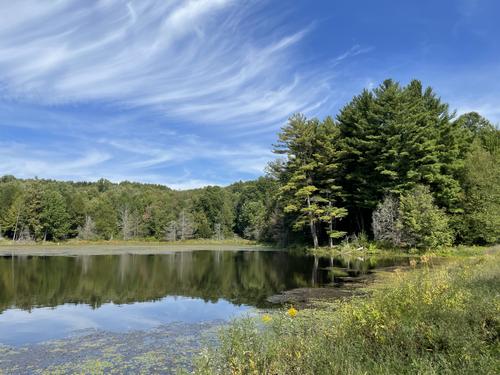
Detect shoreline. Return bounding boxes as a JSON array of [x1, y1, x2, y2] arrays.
[[0, 242, 278, 256]]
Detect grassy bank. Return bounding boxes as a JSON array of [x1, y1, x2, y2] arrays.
[[0, 238, 276, 256], [0, 237, 260, 247], [193, 248, 500, 374], [308, 244, 495, 259]]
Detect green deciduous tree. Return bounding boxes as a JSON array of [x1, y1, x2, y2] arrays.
[[39, 188, 70, 240], [456, 140, 500, 244], [399, 185, 453, 249], [91, 196, 117, 240], [232, 177, 282, 243], [454, 112, 500, 155], [193, 186, 235, 237]]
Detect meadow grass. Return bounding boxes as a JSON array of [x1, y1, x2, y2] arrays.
[[193, 248, 500, 374]]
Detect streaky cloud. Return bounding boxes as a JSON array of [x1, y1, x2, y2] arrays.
[[0, 0, 336, 129]]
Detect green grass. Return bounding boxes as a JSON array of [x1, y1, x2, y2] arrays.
[[308, 242, 498, 259], [193, 248, 500, 374], [0, 237, 261, 247]]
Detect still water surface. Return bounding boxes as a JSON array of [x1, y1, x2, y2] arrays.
[[0, 250, 408, 345]]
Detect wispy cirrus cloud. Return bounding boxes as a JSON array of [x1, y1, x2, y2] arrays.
[[0, 0, 335, 129], [0, 0, 389, 187], [0, 141, 111, 179], [0, 114, 276, 187], [99, 135, 275, 175]]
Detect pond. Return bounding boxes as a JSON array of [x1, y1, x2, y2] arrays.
[[0, 250, 409, 346]]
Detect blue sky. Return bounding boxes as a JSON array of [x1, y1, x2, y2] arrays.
[[0, 0, 498, 189]]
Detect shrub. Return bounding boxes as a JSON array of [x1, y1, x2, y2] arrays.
[[399, 185, 453, 249]]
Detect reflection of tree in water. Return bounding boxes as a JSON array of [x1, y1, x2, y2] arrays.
[[0, 251, 314, 312], [0, 252, 410, 313], [312, 254, 410, 285]]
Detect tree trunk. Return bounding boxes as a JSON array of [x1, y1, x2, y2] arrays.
[[328, 202, 333, 248], [13, 210, 21, 241], [310, 219, 318, 248], [307, 195, 318, 248], [180, 210, 185, 241]]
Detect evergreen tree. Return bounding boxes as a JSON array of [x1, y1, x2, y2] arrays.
[[193, 186, 235, 237], [273, 114, 346, 248], [337, 79, 463, 231], [232, 177, 281, 242], [315, 117, 347, 246], [22, 182, 45, 240]]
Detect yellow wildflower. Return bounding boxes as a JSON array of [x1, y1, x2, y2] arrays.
[[287, 306, 298, 318], [261, 314, 272, 323], [409, 259, 417, 268], [420, 254, 431, 264]]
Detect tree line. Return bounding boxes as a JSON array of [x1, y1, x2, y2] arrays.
[[0, 79, 498, 248], [272, 79, 499, 248], [0, 176, 280, 243]]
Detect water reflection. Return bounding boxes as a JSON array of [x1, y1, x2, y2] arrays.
[[0, 251, 410, 312], [0, 250, 409, 345], [0, 297, 248, 346], [0, 251, 316, 312]]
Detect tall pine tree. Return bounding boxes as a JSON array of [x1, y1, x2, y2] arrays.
[[272, 114, 346, 248], [337, 79, 463, 232]]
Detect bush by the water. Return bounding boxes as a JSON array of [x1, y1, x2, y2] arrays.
[[373, 185, 453, 250], [194, 249, 500, 374]]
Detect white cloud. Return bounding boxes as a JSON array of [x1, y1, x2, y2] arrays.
[[0, 132, 274, 188], [0, 0, 334, 129], [100, 135, 275, 174], [0, 1, 378, 187], [0, 142, 111, 179]]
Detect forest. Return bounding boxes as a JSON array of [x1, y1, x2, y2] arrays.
[[1, 79, 499, 249]]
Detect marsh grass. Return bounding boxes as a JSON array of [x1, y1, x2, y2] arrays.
[[194, 250, 500, 374]]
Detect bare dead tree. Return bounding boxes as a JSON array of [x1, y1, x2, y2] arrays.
[[214, 223, 223, 241], [165, 220, 177, 241], [132, 214, 141, 239], [77, 215, 97, 240], [12, 209, 21, 241], [119, 206, 133, 240], [17, 226, 33, 242], [178, 209, 194, 241], [372, 195, 402, 246]]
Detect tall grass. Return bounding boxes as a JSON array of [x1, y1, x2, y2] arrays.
[[194, 251, 500, 374]]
